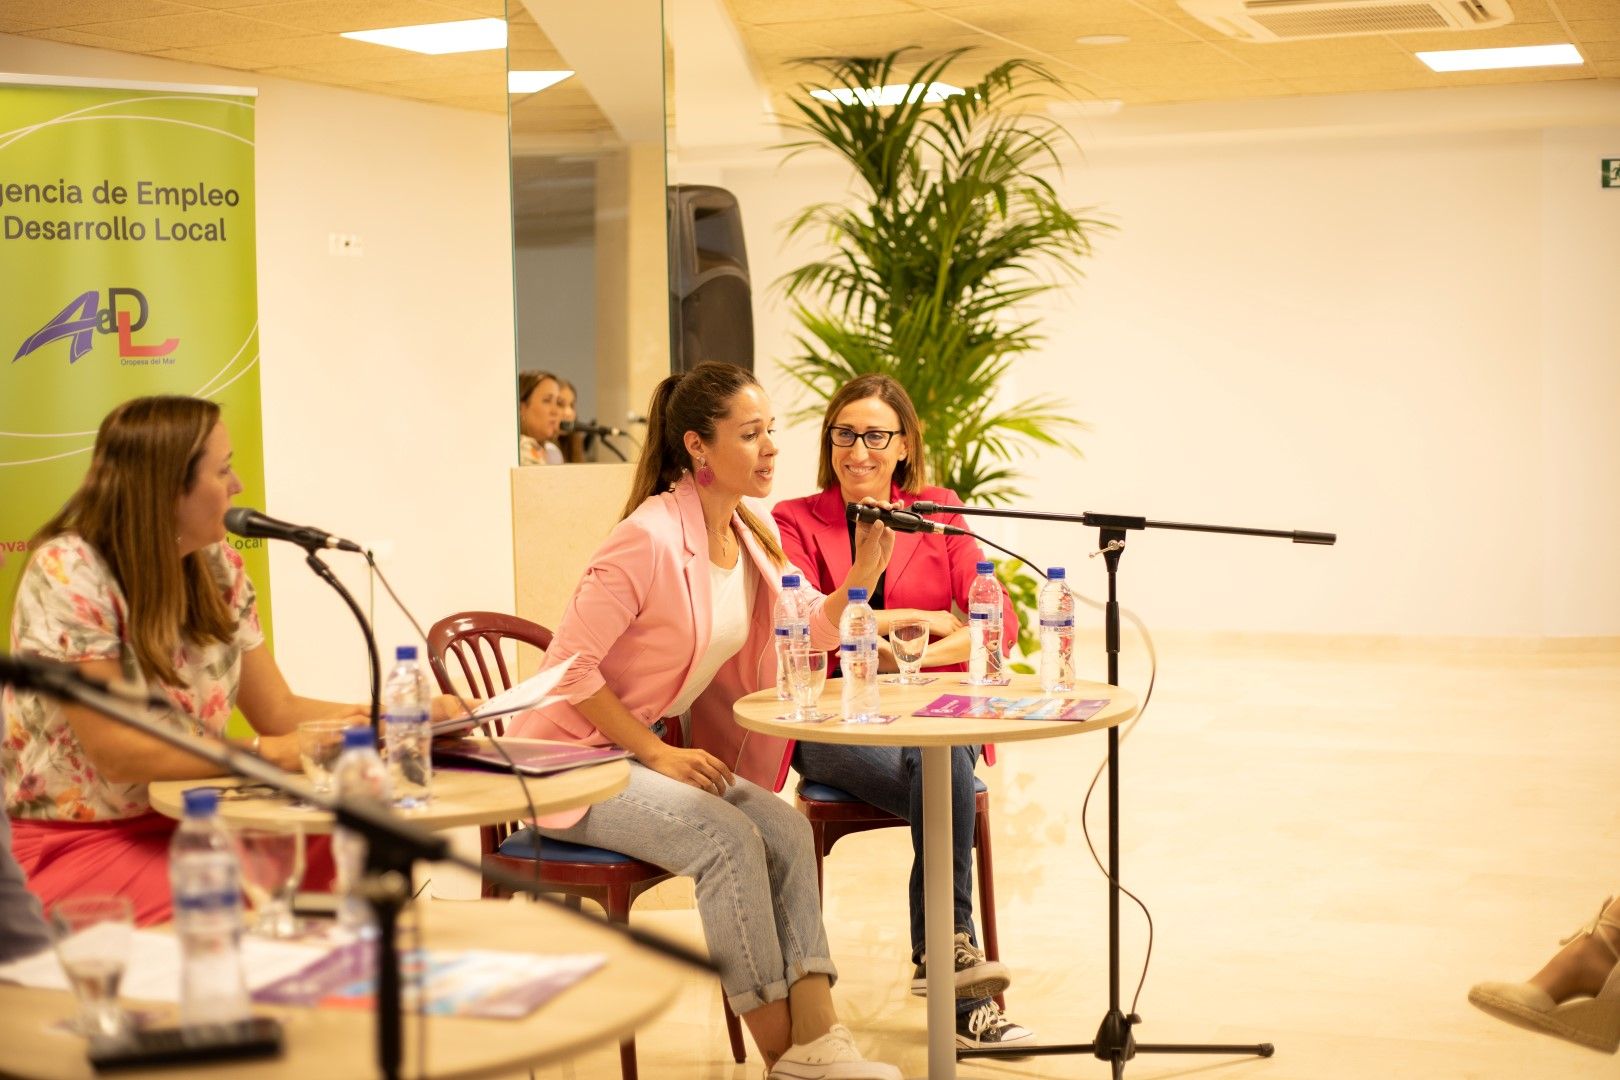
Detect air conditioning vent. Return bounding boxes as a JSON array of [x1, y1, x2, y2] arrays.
[[1179, 0, 1513, 42]]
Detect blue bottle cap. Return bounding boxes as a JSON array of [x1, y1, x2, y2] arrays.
[[782, 574, 801, 589], [396, 645, 418, 661], [182, 787, 219, 816], [342, 725, 375, 750], [1048, 567, 1066, 579], [847, 587, 868, 603], [976, 561, 994, 574]]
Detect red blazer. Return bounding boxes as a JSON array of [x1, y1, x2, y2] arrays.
[[771, 484, 1019, 673]]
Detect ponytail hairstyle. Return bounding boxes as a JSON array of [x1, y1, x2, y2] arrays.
[[31, 395, 236, 686], [623, 361, 785, 567]]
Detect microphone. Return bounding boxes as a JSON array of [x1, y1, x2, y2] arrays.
[[0, 652, 170, 710], [563, 420, 628, 438], [224, 507, 363, 553], [845, 502, 968, 536]]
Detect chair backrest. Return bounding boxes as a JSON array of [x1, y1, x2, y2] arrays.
[[427, 611, 553, 737]]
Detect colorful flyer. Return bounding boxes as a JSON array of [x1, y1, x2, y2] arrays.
[[913, 694, 1110, 721]]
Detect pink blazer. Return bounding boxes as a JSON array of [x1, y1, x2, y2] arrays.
[[506, 477, 840, 822], [771, 484, 1019, 672]]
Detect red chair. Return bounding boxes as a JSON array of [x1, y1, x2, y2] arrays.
[[795, 774, 1004, 1009], [427, 611, 747, 1079]]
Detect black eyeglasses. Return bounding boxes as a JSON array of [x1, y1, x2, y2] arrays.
[[828, 426, 900, 450]]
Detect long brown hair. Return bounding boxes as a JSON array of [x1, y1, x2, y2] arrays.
[[815, 373, 930, 494], [623, 362, 785, 567], [32, 396, 236, 686]]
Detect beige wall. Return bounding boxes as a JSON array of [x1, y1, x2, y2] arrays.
[[684, 85, 1620, 638], [0, 36, 518, 698]]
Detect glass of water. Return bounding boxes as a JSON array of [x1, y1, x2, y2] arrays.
[[779, 648, 828, 723], [889, 618, 930, 684], [238, 828, 306, 939], [49, 896, 133, 1038], [297, 719, 349, 798]]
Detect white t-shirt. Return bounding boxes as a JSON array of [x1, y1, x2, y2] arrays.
[[664, 554, 754, 719]]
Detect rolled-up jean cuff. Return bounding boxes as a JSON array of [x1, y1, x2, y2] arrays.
[[725, 957, 838, 1015]]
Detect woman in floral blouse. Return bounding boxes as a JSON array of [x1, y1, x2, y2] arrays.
[[4, 396, 400, 925]]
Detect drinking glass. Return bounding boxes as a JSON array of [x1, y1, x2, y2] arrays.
[[297, 719, 349, 797], [889, 618, 930, 684], [778, 648, 828, 723], [49, 896, 133, 1038], [238, 828, 307, 938]]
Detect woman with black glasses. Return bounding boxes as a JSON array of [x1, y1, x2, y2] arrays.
[[771, 374, 1033, 1052]]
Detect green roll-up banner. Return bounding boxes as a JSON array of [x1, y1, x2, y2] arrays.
[[0, 77, 271, 656]]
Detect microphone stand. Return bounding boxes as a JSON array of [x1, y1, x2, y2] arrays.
[[0, 660, 715, 1080], [298, 548, 381, 732], [923, 503, 1335, 1077]]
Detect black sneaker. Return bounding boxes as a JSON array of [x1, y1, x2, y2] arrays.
[[908, 931, 1012, 999], [956, 1000, 1036, 1050]]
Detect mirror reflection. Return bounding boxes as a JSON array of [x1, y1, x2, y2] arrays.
[[506, 0, 667, 466]]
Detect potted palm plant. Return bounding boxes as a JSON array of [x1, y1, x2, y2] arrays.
[[777, 47, 1110, 664]]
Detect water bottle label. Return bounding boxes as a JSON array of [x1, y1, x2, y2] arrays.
[[1040, 617, 1075, 628], [775, 627, 794, 637], [840, 642, 857, 652], [970, 611, 989, 622]]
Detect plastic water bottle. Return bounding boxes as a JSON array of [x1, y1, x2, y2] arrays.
[[169, 788, 249, 1028], [967, 561, 1006, 685], [383, 645, 432, 808], [839, 587, 882, 722], [1039, 567, 1076, 693], [773, 575, 811, 700], [332, 725, 391, 935]]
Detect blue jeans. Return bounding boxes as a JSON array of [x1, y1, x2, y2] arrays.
[[793, 741, 989, 1015], [537, 762, 835, 1015]]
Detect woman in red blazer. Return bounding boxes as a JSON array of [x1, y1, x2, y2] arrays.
[[771, 374, 1034, 1051]]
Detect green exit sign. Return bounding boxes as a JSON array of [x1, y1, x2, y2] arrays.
[[1606, 159, 1620, 188]]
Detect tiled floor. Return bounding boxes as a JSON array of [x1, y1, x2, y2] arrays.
[[496, 635, 1619, 1079]]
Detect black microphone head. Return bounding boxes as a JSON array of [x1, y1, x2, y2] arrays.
[[223, 507, 260, 536], [845, 502, 881, 525]]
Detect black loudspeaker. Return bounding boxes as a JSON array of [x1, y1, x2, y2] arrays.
[[668, 185, 752, 373]]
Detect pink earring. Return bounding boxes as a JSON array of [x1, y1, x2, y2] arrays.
[[695, 459, 715, 487]]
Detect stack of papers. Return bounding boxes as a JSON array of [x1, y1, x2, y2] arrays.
[[432, 655, 575, 737]]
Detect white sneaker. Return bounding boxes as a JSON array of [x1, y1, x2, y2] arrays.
[[767, 1024, 903, 1080]]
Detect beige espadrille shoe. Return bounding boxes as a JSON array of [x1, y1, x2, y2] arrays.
[[1469, 896, 1620, 1053]]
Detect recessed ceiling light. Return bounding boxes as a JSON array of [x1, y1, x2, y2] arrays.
[[341, 18, 506, 55], [509, 70, 574, 94], [1416, 43, 1583, 72], [809, 82, 965, 107], [1075, 34, 1130, 46]]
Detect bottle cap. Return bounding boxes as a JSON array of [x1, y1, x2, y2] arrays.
[[1048, 567, 1066, 579], [396, 645, 418, 661], [782, 574, 801, 589], [847, 587, 868, 603], [976, 561, 994, 574], [342, 725, 376, 750], [181, 787, 219, 817]]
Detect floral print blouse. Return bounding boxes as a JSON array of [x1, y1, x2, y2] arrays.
[[2, 534, 263, 822]]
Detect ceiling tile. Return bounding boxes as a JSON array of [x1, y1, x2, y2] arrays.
[[231, 0, 480, 34], [727, 0, 918, 27], [1567, 19, 1620, 41], [53, 11, 303, 48], [18, 27, 176, 53], [1548, 0, 1620, 18], [1386, 21, 1592, 49], [2, 0, 194, 28], [153, 35, 378, 69]]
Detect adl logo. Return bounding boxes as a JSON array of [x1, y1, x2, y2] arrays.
[[13, 288, 180, 364]]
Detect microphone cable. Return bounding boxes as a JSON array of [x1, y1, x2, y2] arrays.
[[947, 523, 1161, 1019], [363, 553, 545, 1080]]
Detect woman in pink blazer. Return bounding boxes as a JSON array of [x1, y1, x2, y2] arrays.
[[508, 362, 900, 1080], [771, 374, 1033, 1052]]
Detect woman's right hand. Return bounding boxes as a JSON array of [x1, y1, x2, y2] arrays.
[[257, 732, 303, 772], [644, 744, 735, 796], [905, 608, 963, 639]]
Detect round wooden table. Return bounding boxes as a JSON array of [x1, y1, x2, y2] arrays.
[[0, 897, 687, 1080], [735, 673, 1138, 1080], [149, 738, 629, 833]]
